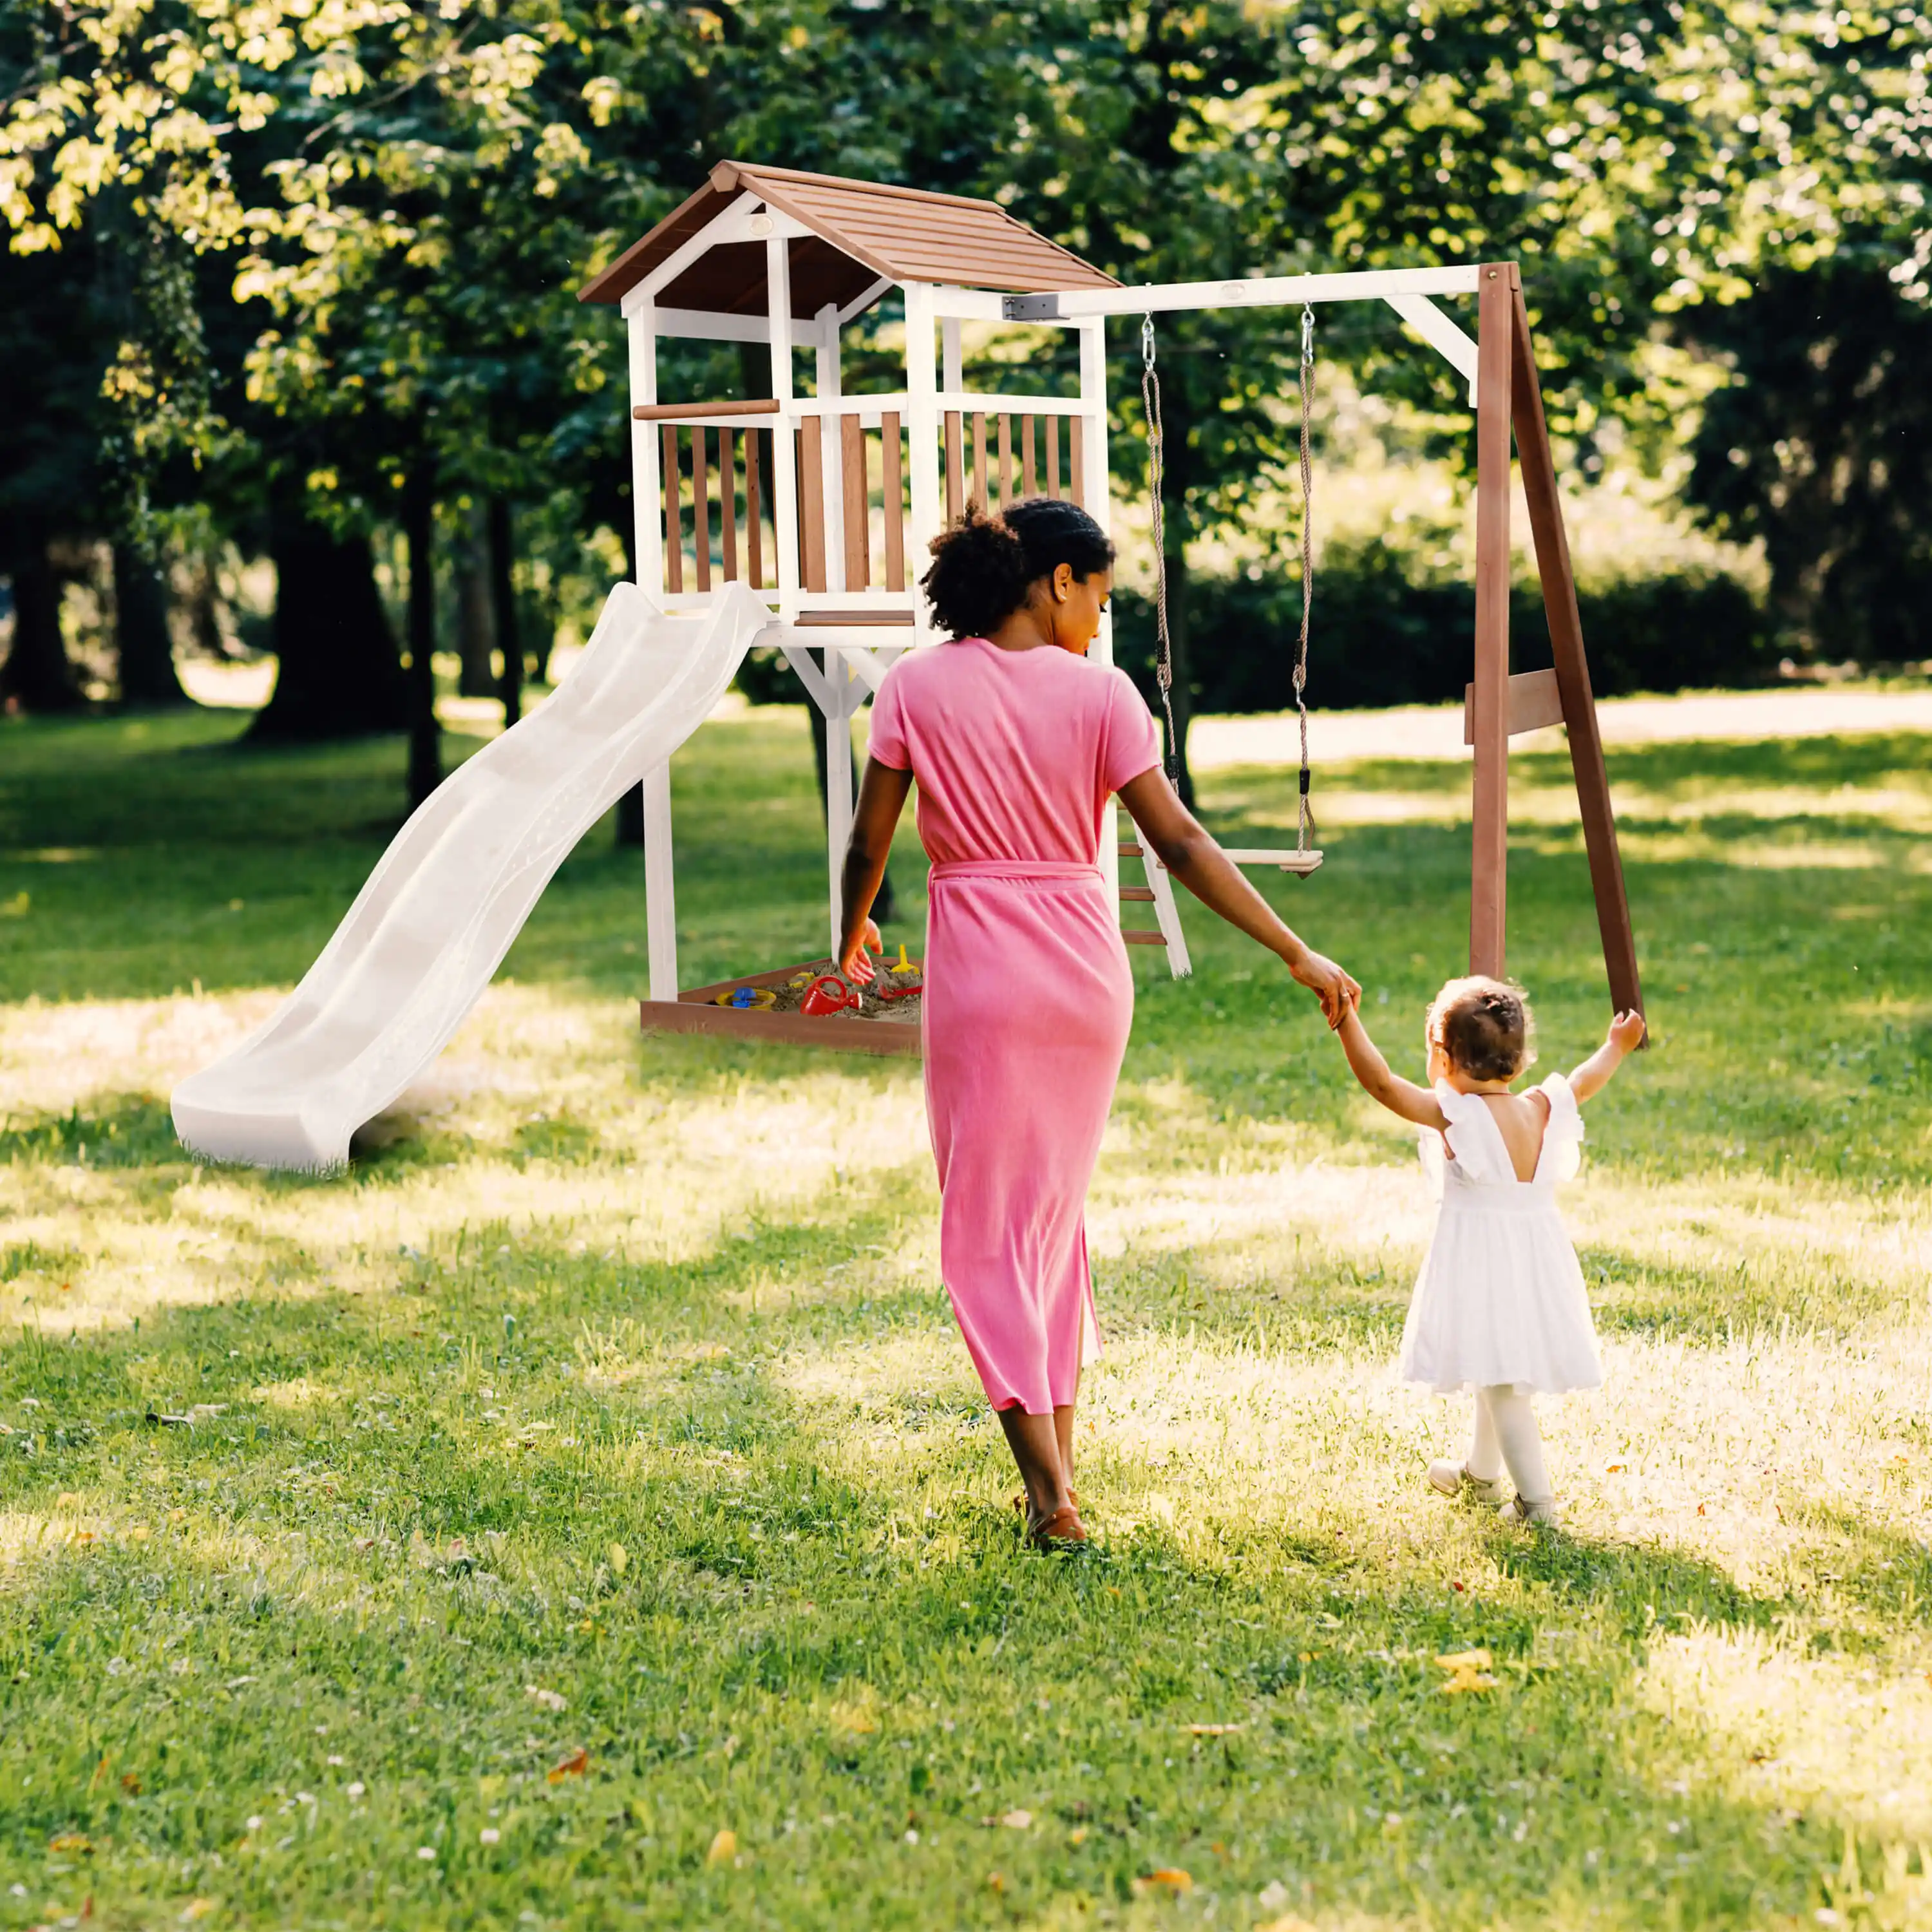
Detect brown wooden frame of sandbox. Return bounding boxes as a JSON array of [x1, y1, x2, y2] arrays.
[[640, 960, 923, 1058]]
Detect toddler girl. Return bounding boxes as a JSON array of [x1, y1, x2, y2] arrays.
[[1334, 975, 1645, 1524]]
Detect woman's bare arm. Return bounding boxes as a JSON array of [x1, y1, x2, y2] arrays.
[[1335, 1003, 1448, 1129], [837, 757, 914, 980], [1114, 766, 1359, 1026]]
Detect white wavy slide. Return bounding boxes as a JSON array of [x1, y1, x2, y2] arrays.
[[173, 582, 773, 1172]]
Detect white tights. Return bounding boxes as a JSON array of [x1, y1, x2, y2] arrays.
[[1465, 1385, 1553, 1506]]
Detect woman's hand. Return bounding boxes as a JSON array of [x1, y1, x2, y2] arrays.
[[1288, 949, 1361, 1029], [841, 920, 883, 984]]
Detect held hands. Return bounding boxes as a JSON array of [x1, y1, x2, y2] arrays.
[[840, 919, 883, 985], [1607, 1009, 1647, 1055], [1289, 949, 1361, 1030]]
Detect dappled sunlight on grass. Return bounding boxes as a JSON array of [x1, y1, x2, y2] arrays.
[[5, 705, 1932, 1926]]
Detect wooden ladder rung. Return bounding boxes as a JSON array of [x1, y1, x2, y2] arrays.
[[1122, 929, 1167, 945], [1121, 886, 1155, 902], [1118, 842, 1142, 859]]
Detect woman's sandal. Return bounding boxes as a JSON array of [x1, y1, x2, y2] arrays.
[[1025, 1503, 1088, 1549]]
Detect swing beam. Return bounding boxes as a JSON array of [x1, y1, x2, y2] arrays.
[[1005, 260, 1643, 1025]]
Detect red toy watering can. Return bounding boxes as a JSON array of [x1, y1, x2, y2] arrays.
[[800, 974, 860, 1018]]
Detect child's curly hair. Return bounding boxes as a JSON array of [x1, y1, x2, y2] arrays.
[[1426, 976, 1536, 1083]]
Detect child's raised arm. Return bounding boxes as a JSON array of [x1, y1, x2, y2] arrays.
[[1567, 1010, 1647, 1103], [1336, 999, 1448, 1130]]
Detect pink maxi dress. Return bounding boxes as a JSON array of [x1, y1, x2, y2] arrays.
[[866, 637, 1160, 1415]]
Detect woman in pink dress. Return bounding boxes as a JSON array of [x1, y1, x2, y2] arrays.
[[838, 502, 1356, 1547]]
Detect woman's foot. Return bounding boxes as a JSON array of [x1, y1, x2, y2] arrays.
[[1428, 1460, 1510, 1508], [1025, 1502, 1088, 1549], [1012, 1487, 1077, 1516]]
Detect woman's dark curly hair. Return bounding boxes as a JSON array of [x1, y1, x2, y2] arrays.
[[920, 498, 1116, 639], [1426, 975, 1537, 1083]]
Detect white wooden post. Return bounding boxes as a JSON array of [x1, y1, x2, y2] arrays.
[[768, 234, 800, 613], [1077, 317, 1122, 905], [626, 297, 662, 596], [642, 761, 678, 1001], [904, 282, 942, 647], [824, 657, 856, 960], [815, 303, 845, 593], [942, 316, 963, 395]]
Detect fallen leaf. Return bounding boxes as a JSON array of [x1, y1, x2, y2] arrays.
[[1186, 1723, 1244, 1736], [608, 1542, 629, 1577], [1604, 1460, 1628, 1475], [179, 1900, 216, 1922], [547, 1748, 589, 1784], [1132, 1868, 1193, 1896], [120, 1774, 142, 1795], [1434, 1647, 1498, 1695], [706, 1828, 737, 1866], [1068, 1827, 1090, 1846], [50, 1832, 93, 1853], [525, 1685, 567, 1712], [999, 1810, 1033, 1830], [984, 1872, 1005, 1893]]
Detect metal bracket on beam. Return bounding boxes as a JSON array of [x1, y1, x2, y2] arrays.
[[1003, 292, 1063, 322]]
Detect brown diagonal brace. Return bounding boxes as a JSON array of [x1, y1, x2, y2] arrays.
[[1510, 283, 1644, 1024]]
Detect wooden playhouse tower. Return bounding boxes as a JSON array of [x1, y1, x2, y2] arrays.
[[579, 160, 1191, 1050]]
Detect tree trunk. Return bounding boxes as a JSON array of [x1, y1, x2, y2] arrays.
[[490, 496, 521, 728], [113, 542, 191, 708], [251, 502, 407, 741], [454, 501, 496, 697], [404, 474, 442, 810], [1, 536, 82, 712]]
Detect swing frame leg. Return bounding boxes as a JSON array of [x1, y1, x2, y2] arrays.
[[1468, 263, 1644, 1023]]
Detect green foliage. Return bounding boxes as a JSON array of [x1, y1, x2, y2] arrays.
[[1110, 551, 1774, 712], [1684, 256, 1932, 663]]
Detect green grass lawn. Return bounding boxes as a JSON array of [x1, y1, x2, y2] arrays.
[[1, 698, 1929, 1930]]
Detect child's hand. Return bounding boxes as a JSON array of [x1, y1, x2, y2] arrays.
[[1607, 1009, 1647, 1055], [841, 920, 883, 985]]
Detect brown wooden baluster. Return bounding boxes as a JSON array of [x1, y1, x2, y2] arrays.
[[691, 427, 712, 591], [797, 415, 827, 593], [970, 412, 988, 511], [841, 415, 869, 591], [998, 413, 1014, 510], [1069, 417, 1085, 509], [746, 428, 764, 590], [720, 430, 739, 583], [1022, 415, 1037, 498], [1044, 415, 1061, 499], [881, 412, 905, 591], [661, 425, 683, 593], [944, 410, 964, 522]]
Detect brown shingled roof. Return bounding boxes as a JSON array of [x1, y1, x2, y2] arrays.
[[578, 160, 1119, 312]]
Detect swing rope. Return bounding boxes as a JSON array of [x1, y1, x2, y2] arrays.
[[1142, 308, 1318, 851], [1293, 303, 1317, 857], [1140, 316, 1180, 787]]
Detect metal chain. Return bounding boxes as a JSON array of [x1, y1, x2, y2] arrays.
[[1294, 305, 1317, 854], [1141, 315, 1180, 785]]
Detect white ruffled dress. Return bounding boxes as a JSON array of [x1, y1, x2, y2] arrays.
[[1397, 1072, 1603, 1396]]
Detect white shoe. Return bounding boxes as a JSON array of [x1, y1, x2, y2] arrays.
[[1427, 1460, 1510, 1508], [1502, 1493, 1560, 1527]]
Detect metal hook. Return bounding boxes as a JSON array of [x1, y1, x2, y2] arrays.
[[1300, 304, 1315, 366], [1141, 314, 1157, 368]]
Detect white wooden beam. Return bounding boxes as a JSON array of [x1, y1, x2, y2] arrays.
[[641, 760, 678, 1001], [627, 299, 662, 598], [904, 281, 942, 647], [1384, 292, 1480, 402], [768, 233, 801, 616], [1001, 264, 1486, 322], [816, 303, 845, 594], [648, 307, 771, 343]]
